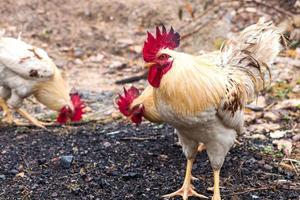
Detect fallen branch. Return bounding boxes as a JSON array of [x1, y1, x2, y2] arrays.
[[115, 71, 147, 84]]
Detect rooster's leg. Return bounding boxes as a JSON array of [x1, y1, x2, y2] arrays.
[[162, 159, 208, 200], [190, 143, 206, 181], [16, 108, 51, 129], [198, 143, 206, 152], [0, 98, 14, 124], [212, 169, 221, 200]]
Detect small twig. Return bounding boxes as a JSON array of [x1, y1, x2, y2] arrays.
[[280, 158, 300, 176], [237, 160, 245, 178], [249, 0, 293, 17], [291, 123, 298, 132], [25, 98, 37, 104], [179, 0, 294, 41], [230, 185, 276, 196], [282, 158, 300, 164], [15, 120, 95, 130], [264, 102, 276, 111], [121, 136, 158, 141], [21, 155, 29, 168], [290, 161, 299, 176]]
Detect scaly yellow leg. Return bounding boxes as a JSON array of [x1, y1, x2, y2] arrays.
[[17, 109, 53, 126], [212, 170, 221, 200], [190, 143, 206, 181], [0, 98, 49, 127], [16, 108, 50, 129], [162, 159, 208, 200], [198, 143, 206, 152], [0, 98, 13, 124]]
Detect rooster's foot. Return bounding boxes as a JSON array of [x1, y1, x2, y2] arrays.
[[162, 185, 207, 200], [162, 159, 208, 200]]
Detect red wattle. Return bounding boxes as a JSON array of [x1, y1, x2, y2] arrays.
[[148, 66, 163, 88], [57, 106, 69, 124], [131, 105, 145, 125]]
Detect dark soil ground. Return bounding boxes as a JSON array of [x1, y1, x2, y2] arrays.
[[0, 122, 299, 200]]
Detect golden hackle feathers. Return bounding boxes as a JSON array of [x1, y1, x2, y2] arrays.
[[155, 49, 227, 116], [33, 66, 71, 111]]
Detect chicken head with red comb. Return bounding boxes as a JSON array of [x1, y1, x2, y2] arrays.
[[143, 25, 180, 62], [57, 93, 85, 124], [117, 86, 144, 124], [143, 25, 181, 88]]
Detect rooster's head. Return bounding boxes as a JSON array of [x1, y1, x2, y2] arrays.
[[143, 25, 180, 88], [57, 93, 85, 124], [117, 86, 144, 125]]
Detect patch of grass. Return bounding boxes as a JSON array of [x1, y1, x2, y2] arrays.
[[262, 145, 274, 154], [270, 81, 293, 99], [48, 113, 57, 121], [282, 114, 291, 121], [261, 145, 284, 158]]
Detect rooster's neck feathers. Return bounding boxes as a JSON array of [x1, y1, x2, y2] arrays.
[[154, 50, 227, 116], [33, 67, 71, 111], [131, 86, 163, 123]]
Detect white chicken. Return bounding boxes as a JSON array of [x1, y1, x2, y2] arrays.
[[0, 33, 84, 128]]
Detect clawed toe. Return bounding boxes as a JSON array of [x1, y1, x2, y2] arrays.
[[162, 186, 208, 200]]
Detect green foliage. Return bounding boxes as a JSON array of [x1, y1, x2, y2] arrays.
[[270, 81, 293, 99], [262, 145, 284, 158]]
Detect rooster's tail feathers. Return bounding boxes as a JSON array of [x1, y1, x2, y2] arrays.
[[221, 18, 283, 96]]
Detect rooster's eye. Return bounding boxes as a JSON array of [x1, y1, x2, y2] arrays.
[[158, 54, 169, 60]]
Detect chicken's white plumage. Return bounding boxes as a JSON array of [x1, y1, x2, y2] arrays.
[[0, 37, 54, 80], [0, 36, 55, 108]]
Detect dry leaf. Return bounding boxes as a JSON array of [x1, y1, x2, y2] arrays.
[[16, 172, 25, 178], [274, 99, 300, 110], [270, 130, 287, 139], [273, 139, 293, 156], [248, 123, 281, 133], [292, 134, 300, 141], [286, 49, 298, 58], [264, 111, 279, 122]]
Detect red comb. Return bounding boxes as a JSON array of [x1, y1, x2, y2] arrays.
[[70, 93, 85, 122], [143, 25, 180, 62], [117, 86, 139, 117]]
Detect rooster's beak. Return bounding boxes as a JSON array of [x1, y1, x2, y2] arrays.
[[144, 62, 156, 68]]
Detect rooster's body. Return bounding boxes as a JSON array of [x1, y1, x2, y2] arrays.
[[118, 20, 282, 200], [0, 35, 84, 127]]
